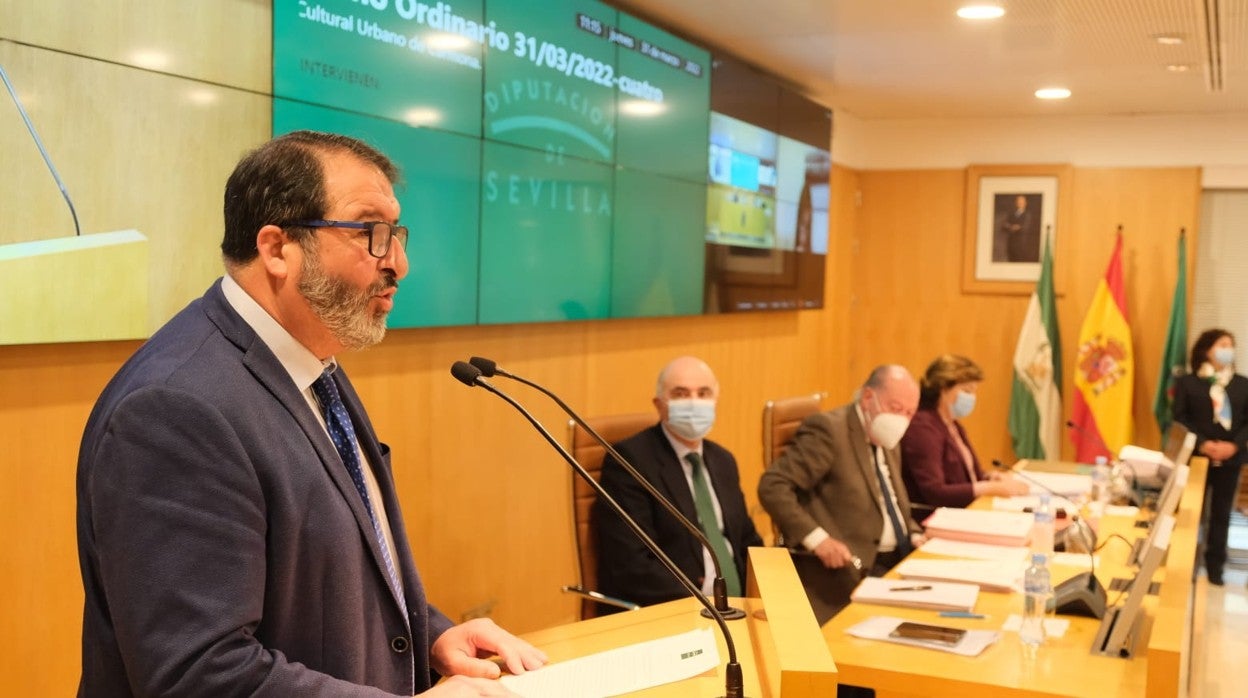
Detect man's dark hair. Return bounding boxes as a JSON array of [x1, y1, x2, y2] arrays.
[[221, 130, 399, 264], [1190, 328, 1235, 373]]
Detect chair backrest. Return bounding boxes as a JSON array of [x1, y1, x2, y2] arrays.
[[762, 392, 827, 470], [568, 412, 655, 619], [761, 392, 826, 546]]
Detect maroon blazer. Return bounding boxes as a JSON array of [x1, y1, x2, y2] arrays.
[[899, 407, 985, 509]]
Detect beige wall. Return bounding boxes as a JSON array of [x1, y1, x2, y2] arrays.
[[0, 1, 1207, 694]]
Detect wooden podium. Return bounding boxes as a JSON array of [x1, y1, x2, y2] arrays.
[[518, 546, 837, 696]]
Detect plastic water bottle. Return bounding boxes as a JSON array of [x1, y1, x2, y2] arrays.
[[1020, 553, 1052, 649], [1092, 456, 1112, 510], [1031, 492, 1054, 557]]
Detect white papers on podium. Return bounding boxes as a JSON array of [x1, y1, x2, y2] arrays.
[[1017, 471, 1092, 497], [845, 616, 1000, 657], [499, 628, 719, 698], [922, 508, 1034, 547], [850, 576, 980, 612], [896, 558, 1026, 592]]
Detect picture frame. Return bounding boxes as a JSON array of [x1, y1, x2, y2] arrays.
[[961, 164, 1071, 295]]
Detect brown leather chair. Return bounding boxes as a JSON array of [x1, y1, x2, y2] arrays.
[[563, 412, 654, 619], [761, 392, 826, 545]]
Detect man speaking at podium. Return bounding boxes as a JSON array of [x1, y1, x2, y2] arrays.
[[596, 356, 763, 609], [77, 131, 544, 696]]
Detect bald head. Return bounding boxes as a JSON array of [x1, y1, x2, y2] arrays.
[[655, 356, 719, 400], [860, 365, 919, 418]]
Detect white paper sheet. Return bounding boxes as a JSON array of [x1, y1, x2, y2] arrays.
[[844, 615, 1000, 657], [920, 538, 1032, 563], [991, 494, 1079, 512], [850, 576, 981, 612], [499, 628, 720, 698], [1017, 471, 1093, 497], [896, 557, 1026, 592]]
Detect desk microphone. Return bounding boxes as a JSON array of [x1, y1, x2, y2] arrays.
[[992, 459, 1107, 619], [451, 362, 746, 698], [1065, 420, 1140, 505], [468, 355, 746, 621], [1065, 419, 1112, 462]]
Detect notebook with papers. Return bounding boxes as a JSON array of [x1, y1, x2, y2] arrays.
[[894, 558, 1025, 593], [921, 507, 1034, 548], [850, 576, 980, 612]]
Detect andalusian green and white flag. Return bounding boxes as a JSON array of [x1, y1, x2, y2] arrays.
[[1009, 234, 1063, 459]]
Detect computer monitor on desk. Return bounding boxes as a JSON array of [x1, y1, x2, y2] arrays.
[[1129, 464, 1189, 567], [1093, 514, 1177, 658]]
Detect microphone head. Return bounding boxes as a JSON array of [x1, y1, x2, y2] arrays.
[[450, 361, 482, 386], [469, 356, 498, 377]]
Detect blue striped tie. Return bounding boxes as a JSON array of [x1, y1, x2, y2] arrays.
[[312, 368, 406, 608]]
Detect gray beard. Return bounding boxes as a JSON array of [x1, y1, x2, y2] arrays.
[[297, 241, 393, 351]]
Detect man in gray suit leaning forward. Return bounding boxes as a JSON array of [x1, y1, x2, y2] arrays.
[[77, 131, 545, 697], [758, 365, 925, 624]]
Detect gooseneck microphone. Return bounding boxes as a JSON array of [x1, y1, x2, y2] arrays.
[[0, 65, 82, 237], [450, 362, 745, 698], [1066, 419, 1112, 460], [468, 355, 747, 621], [992, 459, 1106, 619]]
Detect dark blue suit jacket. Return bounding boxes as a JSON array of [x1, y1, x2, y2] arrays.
[[594, 423, 762, 608], [77, 279, 452, 697]]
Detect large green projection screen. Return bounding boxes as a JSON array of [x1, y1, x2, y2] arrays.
[[272, 0, 710, 327]]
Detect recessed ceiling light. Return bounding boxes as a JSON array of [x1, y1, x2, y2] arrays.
[[1152, 33, 1185, 45], [957, 5, 1005, 20], [129, 50, 170, 70], [1035, 87, 1072, 100], [1166, 63, 1192, 72], [402, 107, 442, 127]]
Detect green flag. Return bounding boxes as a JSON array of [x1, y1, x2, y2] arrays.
[[1009, 233, 1062, 459], [1152, 231, 1188, 439]]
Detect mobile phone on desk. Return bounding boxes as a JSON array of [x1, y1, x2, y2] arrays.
[[888, 621, 967, 647]]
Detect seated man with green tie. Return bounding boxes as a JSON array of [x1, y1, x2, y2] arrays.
[[594, 356, 764, 610]]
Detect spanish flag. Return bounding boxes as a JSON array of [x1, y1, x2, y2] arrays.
[[1070, 231, 1134, 461]]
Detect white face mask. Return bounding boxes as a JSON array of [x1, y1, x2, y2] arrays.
[[866, 392, 910, 449], [1213, 346, 1235, 367], [666, 398, 716, 440]]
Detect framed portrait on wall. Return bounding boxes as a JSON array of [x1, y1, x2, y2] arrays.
[[962, 164, 1072, 295]]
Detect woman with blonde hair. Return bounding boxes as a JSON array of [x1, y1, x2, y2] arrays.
[[901, 355, 1028, 514]]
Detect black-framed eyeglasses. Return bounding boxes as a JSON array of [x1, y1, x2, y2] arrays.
[[285, 219, 408, 258]]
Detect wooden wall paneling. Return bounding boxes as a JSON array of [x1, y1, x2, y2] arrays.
[[0, 339, 140, 696], [0, 42, 270, 332], [0, 0, 270, 92]]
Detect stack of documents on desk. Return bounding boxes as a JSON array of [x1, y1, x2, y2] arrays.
[[850, 576, 980, 612], [895, 558, 1025, 592], [1017, 471, 1092, 497], [845, 616, 1000, 657], [919, 537, 1031, 563], [922, 508, 1034, 547], [991, 494, 1078, 513]]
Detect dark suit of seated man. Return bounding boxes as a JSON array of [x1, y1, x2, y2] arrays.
[[758, 365, 926, 625], [594, 356, 763, 610]]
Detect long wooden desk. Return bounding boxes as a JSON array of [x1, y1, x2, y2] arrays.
[[519, 547, 837, 696], [820, 458, 1208, 698]]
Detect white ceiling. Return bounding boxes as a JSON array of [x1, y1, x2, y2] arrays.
[[612, 0, 1248, 119]]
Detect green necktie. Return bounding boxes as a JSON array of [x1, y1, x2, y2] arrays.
[[685, 452, 742, 596]]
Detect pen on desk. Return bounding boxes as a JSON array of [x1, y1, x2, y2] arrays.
[[888, 585, 932, 592], [939, 611, 986, 619]]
